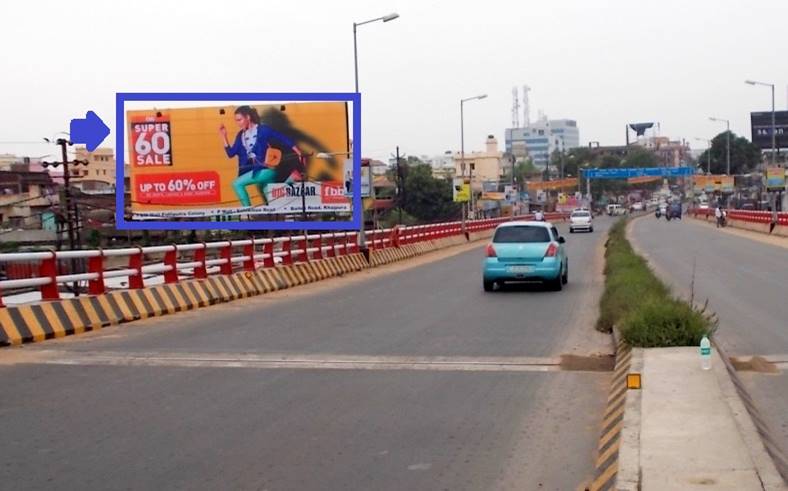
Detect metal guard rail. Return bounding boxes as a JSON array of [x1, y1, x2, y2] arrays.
[[0, 213, 567, 306], [690, 208, 788, 226]]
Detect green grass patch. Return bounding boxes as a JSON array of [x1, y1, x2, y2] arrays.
[[596, 219, 716, 347]]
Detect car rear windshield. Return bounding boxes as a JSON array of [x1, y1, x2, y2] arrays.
[[572, 211, 590, 218], [493, 226, 551, 243]]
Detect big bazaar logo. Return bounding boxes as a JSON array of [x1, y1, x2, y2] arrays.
[[322, 182, 348, 204], [270, 185, 318, 201]]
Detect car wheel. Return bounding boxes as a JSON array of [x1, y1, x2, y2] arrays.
[[589, 226, 594, 233], [569, 228, 575, 233], [562, 263, 568, 285], [549, 275, 563, 291], [483, 280, 494, 292]]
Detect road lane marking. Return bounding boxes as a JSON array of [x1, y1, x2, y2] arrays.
[[1, 350, 619, 373]]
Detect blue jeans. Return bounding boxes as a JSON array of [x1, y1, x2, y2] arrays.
[[233, 169, 276, 207]]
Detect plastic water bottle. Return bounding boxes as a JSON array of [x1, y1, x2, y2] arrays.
[[700, 335, 712, 370]]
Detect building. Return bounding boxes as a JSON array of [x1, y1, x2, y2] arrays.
[[73, 147, 116, 185], [0, 168, 59, 230], [505, 118, 580, 167], [453, 135, 504, 185], [417, 152, 455, 180], [634, 136, 691, 167]]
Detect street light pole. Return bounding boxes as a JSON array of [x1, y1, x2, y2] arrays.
[[460, 94, 487, 221], [352, 12, 399, 249], [396, 145, 402, 225], [746, 79, 780, 214]]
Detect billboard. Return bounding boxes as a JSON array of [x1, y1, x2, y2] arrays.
[[627, 176, 662, 185], [694, 175, 734, 193], [453, 177, 470, 202], [585, 167, 694, 179], [343, 159, 370, 198], [526, 178, 578, 191], [127, 102, 350, 218], [750, 111, 788, 150], [766, 166, 786, 191]]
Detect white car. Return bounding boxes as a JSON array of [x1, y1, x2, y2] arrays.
[[569, 209, 593, 233]]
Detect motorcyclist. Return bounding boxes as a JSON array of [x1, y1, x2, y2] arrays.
[[534, 210, 545, 221]]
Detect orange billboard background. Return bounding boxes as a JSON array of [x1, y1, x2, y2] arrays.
[[127, 102, 349, 217]]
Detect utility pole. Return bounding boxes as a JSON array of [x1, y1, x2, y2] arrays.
[[43, 139, 89, 295], [469, 164, 475, 219], [58, 139, 76, 255], [560, 148, 565, 180], [396, 146, 402, 225]]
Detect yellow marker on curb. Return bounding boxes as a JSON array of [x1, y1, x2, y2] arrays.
[[627, 373, 642, 390]]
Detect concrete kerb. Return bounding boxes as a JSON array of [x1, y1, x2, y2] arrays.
[[715, 341, 788, 487], [589, 331, 634, 491], [623, 214, 787, 489], [616, 345, 644, 491]]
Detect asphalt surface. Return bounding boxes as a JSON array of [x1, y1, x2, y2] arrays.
[[630, 216, 788, 464], [1, 219, 614, 491]]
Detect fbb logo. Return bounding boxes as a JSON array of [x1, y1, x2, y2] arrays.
[[322, 182, 348, 204]]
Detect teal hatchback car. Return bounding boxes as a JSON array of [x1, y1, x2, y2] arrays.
[[482, 221, 568, 292]]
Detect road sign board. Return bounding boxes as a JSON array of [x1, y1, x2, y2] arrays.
[[584, 167, 694, 179]]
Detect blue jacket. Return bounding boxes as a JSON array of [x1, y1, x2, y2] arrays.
[[225, 125, 296, 176]]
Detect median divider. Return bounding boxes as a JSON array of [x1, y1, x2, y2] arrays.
[[1, 215, 565, 347]]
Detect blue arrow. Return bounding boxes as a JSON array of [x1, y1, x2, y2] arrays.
[[70, 111, 110, 152]]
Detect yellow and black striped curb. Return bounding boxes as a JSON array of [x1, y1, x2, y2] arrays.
[[367, 233, 488, 267], [0, 254, 367, 347], [588, 339, 632, 491]]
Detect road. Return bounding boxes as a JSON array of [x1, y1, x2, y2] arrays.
[[1, 219, 613, 491], [631, 216, 788, 464]]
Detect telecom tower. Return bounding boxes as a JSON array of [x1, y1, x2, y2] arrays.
[[511, 87, 520, 128], [522, 85, 531, 127]]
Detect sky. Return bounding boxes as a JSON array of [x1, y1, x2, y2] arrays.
[[1, 0, 787, 163]]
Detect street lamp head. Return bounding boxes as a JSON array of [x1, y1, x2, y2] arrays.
[[477, 94, 488, 100], [382, 13, 399, 22], [745, 80, 756, 85]]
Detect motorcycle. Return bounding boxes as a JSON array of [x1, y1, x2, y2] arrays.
[[655, 209, 661, 219]]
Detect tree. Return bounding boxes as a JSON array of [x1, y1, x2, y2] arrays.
[[621, 147, 658, 168], [697, 131, 761, 175], [399, 164, 461, 222], [502, 159, 540, 187]]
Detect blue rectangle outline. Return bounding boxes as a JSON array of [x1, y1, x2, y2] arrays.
[[115, 92, 361, 231]]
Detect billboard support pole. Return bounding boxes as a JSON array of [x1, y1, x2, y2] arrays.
[[396, 145, 402, 225], [771, 83, 776, 166]]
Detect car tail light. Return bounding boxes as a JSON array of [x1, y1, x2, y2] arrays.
[[485, 243, 497, 257], [544, 242, 558, 258]]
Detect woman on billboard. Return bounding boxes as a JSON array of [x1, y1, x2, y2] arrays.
[[219, 105, 304, 207]]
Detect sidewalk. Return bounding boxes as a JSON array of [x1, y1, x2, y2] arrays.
[[619, 347, 785, 490]]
